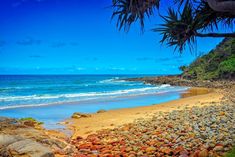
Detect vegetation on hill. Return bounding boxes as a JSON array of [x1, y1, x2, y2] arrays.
[[180, 38, 235, 80]]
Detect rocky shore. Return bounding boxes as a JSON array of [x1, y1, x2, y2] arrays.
[[69, 76, 235, 157], [127, 75, 235, 89], [71, 102, 234, 157], [0, 117, 76, 157]]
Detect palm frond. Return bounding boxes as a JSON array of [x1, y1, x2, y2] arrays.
[[112, 0, 160, 31], [153, 3, 199, 52]]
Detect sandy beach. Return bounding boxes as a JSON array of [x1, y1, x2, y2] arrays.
[[66, 87, 222, 139]]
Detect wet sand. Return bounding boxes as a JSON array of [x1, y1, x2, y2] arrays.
[[65, 88, 222, 139]]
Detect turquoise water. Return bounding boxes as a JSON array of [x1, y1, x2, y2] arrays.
[[0, 75, 188, 129]]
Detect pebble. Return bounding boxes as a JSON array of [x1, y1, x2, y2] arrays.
[[71, 98, 235, 156]]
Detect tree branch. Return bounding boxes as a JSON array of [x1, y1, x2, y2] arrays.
[[196, 32, 235, 37], [206, 0, 235, 15]]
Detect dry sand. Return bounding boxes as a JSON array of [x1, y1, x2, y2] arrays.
[[64, 88, 223, 139]]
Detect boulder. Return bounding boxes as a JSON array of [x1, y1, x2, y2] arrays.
[[71, 112, 91, 119], [0, 134, 22, 147], [0, 134, 54, 157], [96, 109, 106, 114]]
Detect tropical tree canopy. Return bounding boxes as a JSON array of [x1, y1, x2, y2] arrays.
[[111, 0, 235, 52]]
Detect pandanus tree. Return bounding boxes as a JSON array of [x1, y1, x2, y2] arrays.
[[111, 0, 235, 52]]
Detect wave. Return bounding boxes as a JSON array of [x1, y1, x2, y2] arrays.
[[98, 77, 128, 84], [0, 85, 188, 110], [0, 84, 173, 102]]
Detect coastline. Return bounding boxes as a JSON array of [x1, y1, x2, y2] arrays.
[[1, 76, 234, 156], [66, 87, 220, 139]]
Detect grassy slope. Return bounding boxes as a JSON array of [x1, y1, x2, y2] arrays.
[[181, 38, 235, 80]]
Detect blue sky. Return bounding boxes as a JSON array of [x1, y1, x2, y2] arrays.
[[0, 0, 223, 74]]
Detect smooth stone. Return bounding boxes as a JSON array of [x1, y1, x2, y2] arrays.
[[0, 134, 22, 147], [4, 138, 54, 157], [213, 145, 223, 152], [71, 112, 91, 119]]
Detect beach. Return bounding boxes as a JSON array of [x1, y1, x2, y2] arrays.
[[67, 87, 218, 139], [0, 77, 234, 157], [68, 82, 234, 157]]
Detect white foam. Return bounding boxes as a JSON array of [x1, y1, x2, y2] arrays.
[[0, 84, 173, 102], [0, 85, 188, 110], [98, 77, 129, 84]]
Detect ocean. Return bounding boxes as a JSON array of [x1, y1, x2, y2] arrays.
[[0, 75, 188, 129]]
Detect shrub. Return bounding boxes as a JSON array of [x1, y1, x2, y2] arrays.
[[19, 117, 44, 125], [218, 57, 235, 75]]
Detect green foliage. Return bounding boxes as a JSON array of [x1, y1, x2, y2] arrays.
[[218, 57, 235, 74], [225, 147, 235, 157], [179, 65, 187, 72], [19, 117, 44, 125], [182, 38, 235, 80], [153, 4, 198, 52]]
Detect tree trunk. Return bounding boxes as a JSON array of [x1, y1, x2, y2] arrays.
[[206, 0, 235, 15], [196, 32, 235, 38]]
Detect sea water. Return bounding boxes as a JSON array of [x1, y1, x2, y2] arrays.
[[0, 75, 188, 129]]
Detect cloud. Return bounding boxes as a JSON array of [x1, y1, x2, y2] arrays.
[[136, 57, 153, 61], [65, 67, 86, 72], [136, 56, 184, 64], [12, 0, 46, 8], [50, 42, 66, 48], [156, 56, 182, 62], [17, 37, 42, 46], [85, 57, 98, 61], [76, 67, 85, 71], [51, 41, 79, 48], [109, 67, 125, 71], [70, 42, 79, 46]]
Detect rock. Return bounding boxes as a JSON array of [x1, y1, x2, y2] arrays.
[[0, 135, 54, 157], [96, 109, 106, 114], [213, 145, 224, 152], [71, 89, 235, 157], [219, 111, 225, 116], [0, 134, 22, 147], [145, 147, 156, 153], [198, 149, 209, 157], [71, 112, 91, 119], [0, 117, 16, 123], [22, 120, 37, 127], [160, 147, 172, 155]]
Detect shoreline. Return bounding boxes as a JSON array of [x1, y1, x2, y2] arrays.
[[0, 84, 186, 111], [1, 76, 234, 156], [65, 87, 220, 139]]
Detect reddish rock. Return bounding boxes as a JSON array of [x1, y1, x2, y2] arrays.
[[145, 146, 156, 153], [198, 149, 209, 157]]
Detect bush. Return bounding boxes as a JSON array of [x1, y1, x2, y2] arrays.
[[218, 57, 235, 76], [181, 38, 235, 80], [19, 117, 44, 125]]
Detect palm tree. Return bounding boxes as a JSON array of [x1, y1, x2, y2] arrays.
[[111, 0, 235, 52]]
